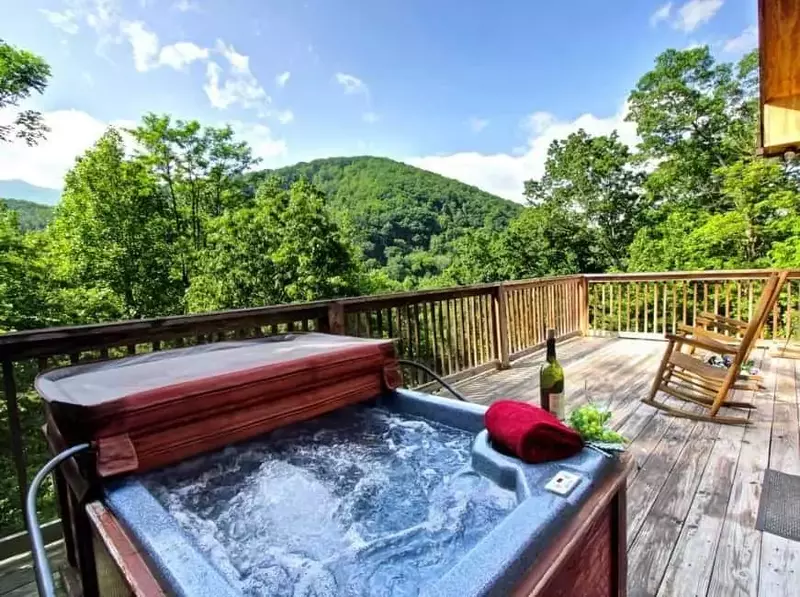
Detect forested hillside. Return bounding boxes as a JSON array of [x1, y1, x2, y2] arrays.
[[248, 156, 521, 282], [0, 198, 54, 230]]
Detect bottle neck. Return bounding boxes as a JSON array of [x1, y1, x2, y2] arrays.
[[546, 338, 556, 363]]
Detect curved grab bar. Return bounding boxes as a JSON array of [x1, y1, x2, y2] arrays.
[[397, 359, 469, 402], [26, 443, 92, 597]]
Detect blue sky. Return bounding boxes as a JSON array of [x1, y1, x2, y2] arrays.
[[1, 0, 758, 201]]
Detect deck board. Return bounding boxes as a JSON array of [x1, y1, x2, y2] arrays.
[[1, 337, 796, 597]]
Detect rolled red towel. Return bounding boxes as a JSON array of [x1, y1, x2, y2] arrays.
[[485, 400, 584, 464]]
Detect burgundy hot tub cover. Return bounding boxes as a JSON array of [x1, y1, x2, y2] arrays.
[[37, 333, 401, 477]]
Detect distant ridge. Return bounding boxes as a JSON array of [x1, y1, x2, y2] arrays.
[[0, 180, 61, 205]]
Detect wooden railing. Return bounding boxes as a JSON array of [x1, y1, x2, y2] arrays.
[[1, 268, 798, 548], [585, 270, 800, 340]]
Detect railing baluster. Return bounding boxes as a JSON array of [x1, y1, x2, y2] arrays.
[[682, 282, 687, 327], [437, 300, 449, 375], [2, 359, 27, 525], [414, 304, 424, 369], [773, 287, 780, 339], [671, 282, 677, 334], [725, 283, 731, 318], [786, 283, 793, 339], [523, 288, 532, 347]]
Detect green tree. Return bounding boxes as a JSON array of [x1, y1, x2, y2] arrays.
[[499, 203, 599, 279], [49, 129, 182, 320], [188, 179, 360, 311], [0, 206, 50, 331], [0, 39, 51, 145], [628, 159, 800, 271], [524, 130, 647, 270], [130, 114, 258, 285], [626, 47, 758, 209]]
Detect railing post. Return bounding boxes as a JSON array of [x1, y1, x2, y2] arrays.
[[2, 359, 28, 528], [492, 284, 510, 369], [580, 276, 590, 336], [326, 302, 346, 334]]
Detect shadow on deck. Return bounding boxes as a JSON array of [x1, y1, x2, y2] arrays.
[[2, 337, 798, 597]]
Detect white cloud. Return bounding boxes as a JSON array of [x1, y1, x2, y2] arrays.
[[723, 25, 757, 53], [675, 0, 724, 32], [85, 0, 122, 44], [216, 40, 250, 74], [158, 42, 209, 70], [39, 9, 79, 34], [0, 109, 116, 189], [204, 61, 268, 110], [227, 121, 287, 163], [173, 0, 199, 11], [276, 71, 291, 87], [406, 104, 638, 203], [276, 110, 294, 124], [335, 73, 368, 95], [120, 20, 159, 72], [468, 117, 489, 133], [203, 41, 269, 111], [650, 3, 672, 26], [363, 111, 379, 124]]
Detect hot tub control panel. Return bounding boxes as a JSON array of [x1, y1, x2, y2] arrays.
[[545, 470, 582, 497]]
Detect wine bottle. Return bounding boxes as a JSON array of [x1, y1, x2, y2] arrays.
[[539, 328, 565, 420]]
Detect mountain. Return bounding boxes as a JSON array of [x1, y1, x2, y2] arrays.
[[0, 180, 62, 205], [0, 198, 55, 231], [246, 156, 522, 267]]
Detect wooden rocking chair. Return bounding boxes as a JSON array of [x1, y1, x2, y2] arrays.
[[671, 271, 788, 393], [676, 271, 787, 369], [642, 272, 786, 425]]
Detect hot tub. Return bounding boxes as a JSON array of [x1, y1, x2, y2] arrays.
[[38, 334, 631, 597]]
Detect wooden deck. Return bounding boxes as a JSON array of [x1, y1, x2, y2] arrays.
[[2, 337, 798, 597]]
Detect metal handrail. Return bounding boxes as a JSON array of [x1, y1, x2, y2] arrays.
[[26, 443, 91, 597]]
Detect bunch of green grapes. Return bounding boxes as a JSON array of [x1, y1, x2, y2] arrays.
[[568, 404, 626, 444]]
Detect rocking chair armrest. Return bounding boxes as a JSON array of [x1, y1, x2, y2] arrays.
[[697, 312, 749, 329], [665, 333, 738, 355]]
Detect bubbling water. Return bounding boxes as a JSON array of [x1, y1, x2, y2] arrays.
[[142, 406, 517, 596]]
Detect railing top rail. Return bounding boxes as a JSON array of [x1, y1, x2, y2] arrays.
[[0, 301, 333, 360], [0, 268, 793, 360], [501, 274, 584, 288], [585, 269, 800, 282]]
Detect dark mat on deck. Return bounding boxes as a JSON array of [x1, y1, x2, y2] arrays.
[[755, 469, 800, 542]]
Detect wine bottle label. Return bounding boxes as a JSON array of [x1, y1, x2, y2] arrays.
[[550, 392, 565, 421]]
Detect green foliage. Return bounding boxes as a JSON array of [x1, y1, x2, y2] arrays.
[[246, 156, 522, 286], [629, 159, 800, 271], [0, 39, 51, 145], [524, 130, 648, 270], [0, 206, 51, 331], [49, 129, 184, 320], [189, 178, 360, 311], [0, 198, 54, 230], [626, 47, 758, 210]]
